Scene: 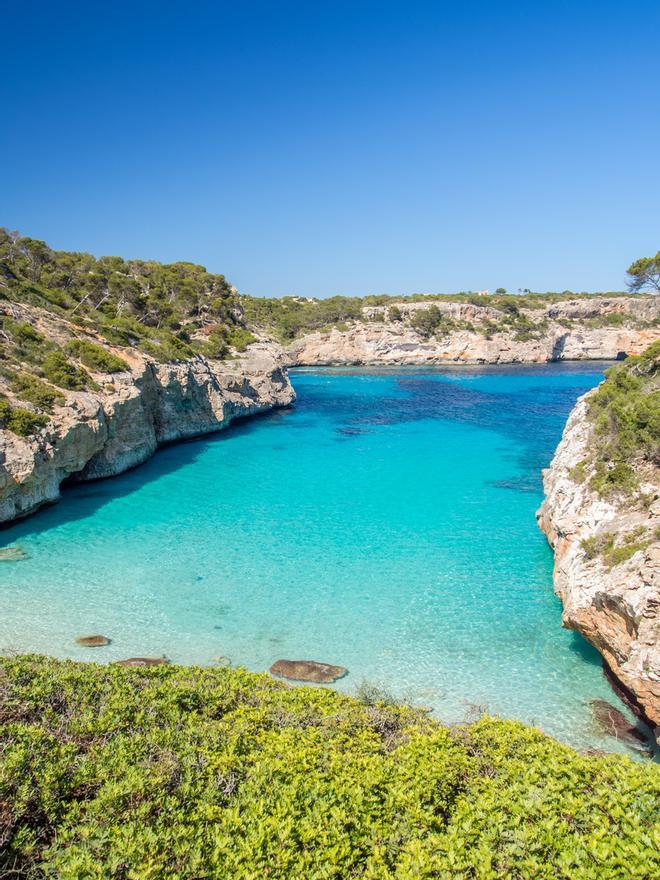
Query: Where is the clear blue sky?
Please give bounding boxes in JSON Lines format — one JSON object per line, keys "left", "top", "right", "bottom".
{"left": 2, "top": 1, "right": 659, "bottom": 297}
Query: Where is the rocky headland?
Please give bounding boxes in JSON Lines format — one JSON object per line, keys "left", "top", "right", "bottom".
{"left": 1, "top": 231, "right": 297, "bottom": 524}
{"left": 537, "top": 346, "right": 659, "bottom": 737}
{"left": 0, "top": 304, "right": 294, "bottom": 524}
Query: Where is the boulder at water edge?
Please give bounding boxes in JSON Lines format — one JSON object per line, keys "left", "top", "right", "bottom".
{"left": 270, "top": 659, "right": 348, "bottom": 683}
{"left": 76, "top": 635, "right": 111, "bottom": 647}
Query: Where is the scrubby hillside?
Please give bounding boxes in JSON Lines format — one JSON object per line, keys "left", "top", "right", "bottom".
{"left": 1, "top": 656, "right": 659, "bottom": 879}
{"left": 0, "top": 228, "right": 256, "bottom": 363}
{"left": 0, "top": 229, "right": 266, "bottom": 440}
{"left": 0, "top": 230, "right": 293, "bottom": 522}
{"left": 242, "top": 289, "right": 657, "bottom": 346}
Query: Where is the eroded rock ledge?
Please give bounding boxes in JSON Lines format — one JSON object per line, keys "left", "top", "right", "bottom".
{"left": 0, "top": 343, "right": 294, "bottom": 524}
{"left": 537, "top": 395, "right": 659, "bottom": 735}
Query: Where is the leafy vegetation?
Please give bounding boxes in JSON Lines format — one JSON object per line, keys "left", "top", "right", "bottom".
{"left": 41, "top": 351, "right": 93, "bottom": 391}
{"left": 8, "top": 373, "right": 65, "bottom": 412}
{"left": 585, "top": 312, "right": 627, "bottom": 329}
{"left": 409, "top": 305, "right": 461, "bottom": 338}
{"left": 1, "top": 656, "right": 658, "bottom": 879}
{"left": 64, "top": 340, "right": 128, "bottom": 373}
{"left": 241, "top": 288, "right": 638, "bottom": 343}
{"left": 241, "top": 295, "right": 367, "bottom": 341}
{"left": 627, "top": 250, "right": 660, "bottom": 293}
{"left": 586, "top": 341, "right": 660, "bottom": 498}
{"left": 0, "top": 397, "right": 48, "bottom": 436}
{"left": 581, "top": 528, "right": 652, "bottom": 568}
{"left": 0, "top": 229, "right": 256, "bottom": 364}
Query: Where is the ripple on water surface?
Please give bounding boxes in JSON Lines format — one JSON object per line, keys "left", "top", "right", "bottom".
{"left": 0, "top": 364, "right": 651, "bottom": 756}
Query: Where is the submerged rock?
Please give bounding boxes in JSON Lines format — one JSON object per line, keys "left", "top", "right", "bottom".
{"left": 0, "top": 546, "right": 27, "bottom": 562}
{"left": 588, "top": 699, "right": 648, "bottom": 746}
{"left": 270, "top": 659, "right": 348, "bottom": 683}
{"left": 114, "top": 656, "right": 169, "bottom": 667}
{"left": 76, "top": 634, "right": 111, "bottom": 647}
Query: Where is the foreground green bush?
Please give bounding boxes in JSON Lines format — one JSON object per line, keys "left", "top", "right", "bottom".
{"left": 1, "top": 656, "right": 658, "bottom": 879}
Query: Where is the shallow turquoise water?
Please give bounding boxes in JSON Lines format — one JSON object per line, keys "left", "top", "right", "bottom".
{"left": 0, "top": 364, "right": 648, "bottom": 754}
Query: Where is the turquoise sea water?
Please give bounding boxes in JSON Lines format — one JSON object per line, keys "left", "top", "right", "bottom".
{"left": 0, "top": 364, "right": 649, "bottom": 754}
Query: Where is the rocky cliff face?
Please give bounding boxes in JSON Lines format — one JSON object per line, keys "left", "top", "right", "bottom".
{"left": 287, "top": 297, "right": 658, "bottom": 365}
{"left": 537, "top": 395, "right": 659, "bottom": 734}
{"left": 0, "top": 344, "right": 294, "bottom": 524}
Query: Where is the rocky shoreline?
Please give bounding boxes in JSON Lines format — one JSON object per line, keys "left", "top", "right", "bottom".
{"left": 537, "top": 394, "right": 659, "bottom": 739}
{"left": 0, "top": 343, "right": 294, "bottom": 524}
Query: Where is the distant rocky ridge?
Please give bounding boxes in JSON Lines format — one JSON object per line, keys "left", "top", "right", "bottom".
{"left": 286, "top": 296, "right": 658, "bottom": 365}
{"left": 537, "top": 391, "right": 659, "bottom": 739}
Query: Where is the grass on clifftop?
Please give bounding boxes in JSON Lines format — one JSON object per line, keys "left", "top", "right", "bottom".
{"left": 1, "top": 655, "right": 659, "bottom": 880}
{"left": 585, "top": 340, "right": 660, "bottom": 498}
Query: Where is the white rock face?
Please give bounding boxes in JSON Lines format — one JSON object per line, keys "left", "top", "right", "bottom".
{"left": 537, "top": 395, "right": 660, "bottom": 732}
{"left": 0, "top": 344, "right": 294, "bottom": 523}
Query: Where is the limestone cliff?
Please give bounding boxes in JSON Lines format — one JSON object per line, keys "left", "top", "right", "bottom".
{"left": 286, "top": 296, "right": 658, "bottom": 365}
{"left": 0, "top": 343, "right": 294, "bottom": 524}
{"left": 537, "top": 395, "right": 659, "bottom": 733}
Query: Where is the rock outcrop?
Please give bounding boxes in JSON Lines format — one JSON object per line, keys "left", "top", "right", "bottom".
{"left": 269, "top": 659, "right": 348, "bottom": 683}
{"left": 287, "top": 297, "right": 658, "bottom": 365}
{"left": 537, "top": 395, "right": 659, "bottom": 735}
{"left": 0, "top": 343, "right": 294, "bottom": 524}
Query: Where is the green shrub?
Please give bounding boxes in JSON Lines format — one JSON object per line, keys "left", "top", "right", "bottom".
{"left": 409, "top": 306, "right": 457, "bottom": 338}
{"left": 3, "top": 318, "right": 44, "bottom": 345}
{"left": 581, "top": 528, "right": 651, "bottom": 567}
{"left": 590, "top": 461, "right": 639, "bottom": 496}
{"left": 604, "top": 541, "right": 649, "bottom": 567}
{"left": 197, "top": 329, "right": 230, "bottom": 359}
{"left": 0, "top": 655, "right": 658, "bottom": 880}
{"left": 586, "top": 312, "right": 627, "bottom": 328}
{"left": 225, "top": 326, "right": 256, "bottom": 352}
{"left": 41, "top": 351, "right": 92, "bottom": 390}
{"left": 581, "top": 532, "right": 614, "bottom": 560}
{"left": 240, "top": 295, "right": 365, "bottom": 341}
{"left": 195, "top": 323, "right": 259, "bottom": 358}
{"left": 10, "top": 373, "right": 65, "bottom": 411}
{"left": 569, "top": 460, "right": 587, "bottom": 483}
{"left": 65, "top": 339, "right": 128, "bottom": 373}
{"left": 0, "top": 397, "right": 48, "bottom": 435}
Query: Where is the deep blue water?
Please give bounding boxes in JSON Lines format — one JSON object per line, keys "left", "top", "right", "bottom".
{"left": 0, "top": 363, "right": 645, "bottom": 753}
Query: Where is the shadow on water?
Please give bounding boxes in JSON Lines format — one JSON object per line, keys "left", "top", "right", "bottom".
{"left": 567, "top": 630, "right": 604, "bottom": 668}
{"left": 1, "top": 405, "right": 299, "bottom": 543}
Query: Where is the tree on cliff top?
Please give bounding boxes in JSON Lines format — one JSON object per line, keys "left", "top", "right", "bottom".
{"left": 627, "top": 251, "right": 660, "bottom": 293}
